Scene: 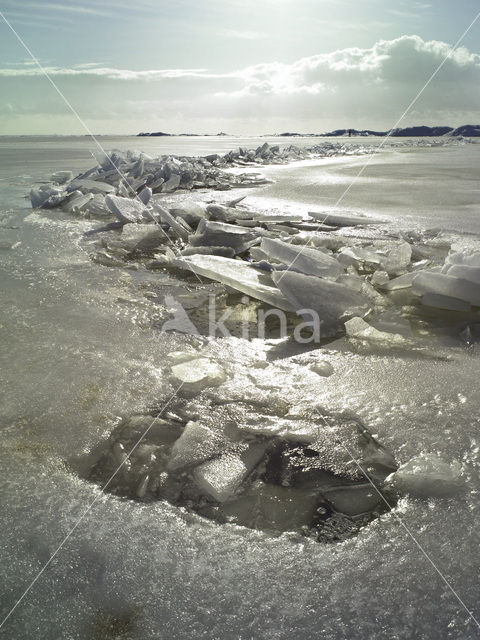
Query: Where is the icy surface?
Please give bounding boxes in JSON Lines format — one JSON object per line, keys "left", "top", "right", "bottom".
{"left": 2, "top": 137, "right": 480, "bottom": 639}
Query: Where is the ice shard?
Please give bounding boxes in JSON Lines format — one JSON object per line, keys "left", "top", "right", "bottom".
{"left": 378, "top": 272, "right": 416, "bottom": 291}
{"left": 446, "top": 265, "right": 480, "bottom": 285}
{"left": 167, "top": 421, "right": 223, "bottom": 471}
{"left": 345, "top": 317, "right": 411, "bottom": 347}
{"left": 105, "top": 194, "right": 146, "bottom": 224}
{"left": 67, "top": 179, "right": 116, "bottom": 194}
{"left": 260, "top": 237, "right": 344, "bottom": 279}
{"left": 272, "top": 271, "right": 370, "bottom": 335}
{"left": 152, "top": 204, "right": 189, "bottom": 241}
{"left": 173, "top": 255, "right": 294, "bottom": 311}
{"left": 385, "top": 454, "right": 465, "bottom": 498}
{"left": 383, "top": 242, "right": 412, "bottom": 276}
{"left": 308, "top": 211, "right": 384, "bottom": 227}
{"left": 193, "top": 442, "right": 269, "bottom": 502}
{"left": 412, "top": 271, "right": 480, "bottom": 306}
{"left": 189, "top": 219, "right": 260, "bottom": 254}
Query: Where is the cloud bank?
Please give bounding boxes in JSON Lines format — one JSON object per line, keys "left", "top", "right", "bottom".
{"left": 1, "top": 35, "right": 479, "bottom": 133}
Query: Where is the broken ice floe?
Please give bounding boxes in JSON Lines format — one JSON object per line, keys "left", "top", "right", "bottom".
{"left": 345, "top": 317, "right": 412, "bottom": 348}
{"left": 169, "top": 354, "right": 227, "bottom": 394}
{"left": 76, "top": 398, "right": 397, "bottom": 542}
{"left": 173, "top": 254, "right": 295, "bottom": 312}
{"left": 385, "top": 453, "right": 465, "bottom": 498}
{"left": 31, "top": 143, "right": 480, "bottom": 348}
{"left": 272, "top": 271, "right": 370, "bottom": 337}
{"left": 32, "top": 142, "right": 346, "bottom": 214}
{"left": 309, "top": 211, "right": 385, "bottom": 227}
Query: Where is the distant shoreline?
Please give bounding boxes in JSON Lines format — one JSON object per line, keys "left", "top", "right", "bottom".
{"left": 137, "top": 124, "right": 480, "bottom": 138}
{"left": 1, "top": 124, "right": 479, "bottom": 138}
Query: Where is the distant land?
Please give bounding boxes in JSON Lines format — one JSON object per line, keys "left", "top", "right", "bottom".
{"left": 137, "top": 125, "right": 480, "bottom": 138}
{"left": 137, "top": 131, "right": 228, "bottom": 137}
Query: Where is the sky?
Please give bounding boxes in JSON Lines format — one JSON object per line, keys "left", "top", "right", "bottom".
{"left": 0, "top": 0, "right": 479, "bottom": 135}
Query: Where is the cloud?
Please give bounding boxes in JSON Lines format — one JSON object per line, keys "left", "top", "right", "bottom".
{"left": 27, "top": 2, "right": 111, "bottom": 15}
{"left": 4, "top": 1, "right": 115, "bottom": 18}
{"left": 0, "top": 66, "right": 226, "bottom": 80}
{"left": 0, "top": 35, "right": 479, "bottom": 133}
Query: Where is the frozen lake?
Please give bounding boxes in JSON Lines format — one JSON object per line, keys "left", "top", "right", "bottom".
{"left": 1, "top": 135, "right": 480, "bottom": 639}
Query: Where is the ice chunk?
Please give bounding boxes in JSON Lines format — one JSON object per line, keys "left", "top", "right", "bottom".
{"left": 30, "top": 185, "right": 63, "bottom": 208}
{"left": 131, "top": 229, "right": 168, "bottom": 253}
{"left": 384, "top": 242, "right": 412, "bottom": 276}
{"left": 446, "top": 265, "right": 480, "bottom": 285}
{"left": 444, "top": 251, "right": 480, "bottom": 269}
{"left": 223, "top": 404, "right": 396, "bottom": 483}
{"left": 272, "top": 271, "right": 369, "bottom": 336}
{"left": 421, "top": 293, "right": 470, "bottom": 312}
{"left": 412, "top": 271, "right": 480, "bottom": 306}
{"left": 310, "top": 361, "right": 334, "bottom": 377}
{"left": 385, "top": 453, "right": 465, "bottom": 498}
{"left": 67, "top": 179, "right": 115, "bottom": 194}
{"left": 169, "top": 357, "right": 226, "bottom": 393}
{"left": 206, "top": 204, "right": 254, "bottom": 222}
{"left": 236, "top": 415, "right": 318, "bottom": 443}
{"left": 193, "top": 442, "right": 268, "bottom": 502}
{"left": 260, "top": 237, "right": 343, "bottom": 279}
{"left": 138, "top": 186, "right": 152, "bottom": 205}
{"left": 190, "top": 220, "right": 259, "bottom": 254}
{"left": 167, "top": 421, "right": 222, "bottom": 471}
{"left": 170, "top": 202, "right": 207, "bottom": 227}
{"left": 152, "top": 204, "right": 189, "bottom": 241}
{"left": 345, "top": 317, "right": 411, "bottom": 347}
{"left": 62, "top": 191, "right": 94, "bottom": 213}
{"left": 173, "top": 255, "right": 294, "bottom": 311}
{"left": 378, "top": 272, "right": 416, "bottom": 291}
{"left": 81, "top": 193, "right": 108, "bottom": 216}
{"left": 249, "top": 246, "right": 277, "bottom": 262}
{"left": 180, "top": 246, "right": 235, "bottom": 258}
{"left": 161, "top": 174, "right": 181, "bottom": 192}
{"left": 308, "top": 211, "right": 384, "bottom": 226}
{"left": 105, "top": 194, "right": 146, "bottom": 224}
{"left": 51, "top": 170, "right": 73, "bottom": 185}
{"left": 337, "top": 247, "right": 383, "bottom": 270}
{"left": 371, "top": 270, "right": 390, "bottom": 286}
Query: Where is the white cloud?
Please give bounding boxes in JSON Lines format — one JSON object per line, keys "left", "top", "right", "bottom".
{"left": 1, "top": 35, "right": 479, "bottom": 133}
{"left": 0, "top": 66, "right": 225, "bottom": 80}
{"left": 8, "top": 2, "right": 113, "bottom": 17}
